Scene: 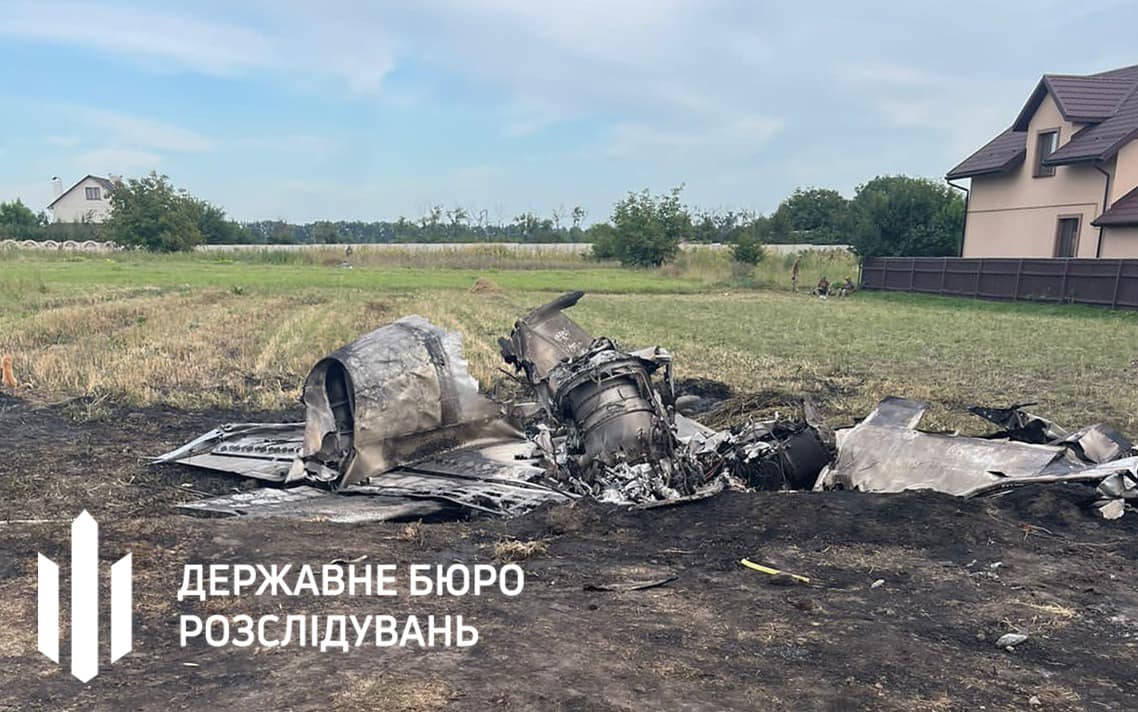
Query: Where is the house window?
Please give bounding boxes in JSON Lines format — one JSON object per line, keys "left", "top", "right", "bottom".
{"left": 1034, "top": 130, "right": 1058, "bottom": 177}
{"left": 1054, "top": 216, "right": 1080, "bottom": 257}
{"left": 85, "top": 186, "right": 101, "bottom": 200}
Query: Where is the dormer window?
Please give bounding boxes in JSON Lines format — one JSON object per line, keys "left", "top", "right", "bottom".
{"left": 1034, "top": 130, "right": 1058, "bottom": 177}
{"left": 85, "top": 186, "right": 101, "bottom": 200}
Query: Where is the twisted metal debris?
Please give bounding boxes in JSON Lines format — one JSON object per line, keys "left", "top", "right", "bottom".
{"left": 155, "top": 291, "right": 1136, "bottom": 521}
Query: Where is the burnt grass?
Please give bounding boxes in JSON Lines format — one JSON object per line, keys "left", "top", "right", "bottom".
{"left": 2, "top": 397, "right": 1138, "bottom": 711}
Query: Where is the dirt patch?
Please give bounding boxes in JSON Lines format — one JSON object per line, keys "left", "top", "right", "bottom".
{"left": 2, "top": 399, "right": 1138, "bottom": 710}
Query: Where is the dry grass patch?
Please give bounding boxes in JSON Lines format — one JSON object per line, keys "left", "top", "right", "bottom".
{"left": 398, "top": 521, "right": 424, "bottom": 545}
{"left": 469, "top": 277, "right": 501, "bottom": 294}
{"left": 493, "top": 538, "right": 548, "bottom": 562}
{"left": 2, "top": 256, "right": 1137, "bottom": 435}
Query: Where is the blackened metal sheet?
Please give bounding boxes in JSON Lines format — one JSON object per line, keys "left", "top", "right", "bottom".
{"left": 177, "top": 485, "right": 450, "bottom": 522}
{"left": 152, "top": 423, "right": 305, "bottom": 482}
{"left": 346, "top": 471, "right": 570, "bottom": 516}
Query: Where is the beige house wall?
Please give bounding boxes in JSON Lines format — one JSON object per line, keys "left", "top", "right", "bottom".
{"left": 1111, "top": 141, "right": 1138, "bottom": 203}
{"left": 962, "top": 94, "right": 1112, "bottom": 258}
{"left": 49, "top": 177, "right": 113, "bottom": 223}
{"left": 1099, "top": 227, "right": 1138, "bottom": 258}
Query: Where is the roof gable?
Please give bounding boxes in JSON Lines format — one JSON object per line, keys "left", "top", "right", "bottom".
{"left": 46, "top": 175, "right": 117, "bottom": 209}
{"left": 1012, "top": 74, "right": 1134, "bottom": 130}
{"left": 953, "top": 63, "right": 1138, "bottom": 180}
{"left": 1046, "top": 85, "right": 1138, "bottom": 165}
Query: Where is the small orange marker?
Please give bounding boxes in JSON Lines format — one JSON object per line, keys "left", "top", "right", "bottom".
{"left": 1, "top": 354, "right": 17, "bottom": 389}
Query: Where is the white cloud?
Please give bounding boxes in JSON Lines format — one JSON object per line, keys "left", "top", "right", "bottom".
{"left": 7, "top": 0, "right": 1138, "bottom": 222}
{"left": 501, "top": 98, "right": 574, "bottom": 137}
{"left": 72, "top": 107, "right": 215, "bottom": 152}
{"left": 606, "top": 114, "right": 784, "bottom": 159}
{"left": 835, "top": 61, "right": 1030, "bottom": 156}
{"left": 1, "top": 0, "right": 396, "bottom": 95}
{"left": 232, "top": 134, "right": 344, "bottom": 160}
{"left": 45, "top": 135, "right": 80, "bottom": 148}
{"left": 74, "top": 148, "right": 162, "bottom": 172}
{"left": 1, "top": 2, "right": 272, "bottom": 76}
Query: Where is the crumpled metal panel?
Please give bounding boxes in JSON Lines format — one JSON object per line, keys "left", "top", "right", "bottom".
{"left": 499, "top": 290, "right": 592, "bottom": 384}
{"left": 153, "top": 423, "right": 305, "bottom": 482}
{"left": 1059, "top": 424, "right": 1134, "bottom": 464}
{"left": 816, "top": 398, "right": 1068, "bottom": 494}
{"left": 348, "top": 470, "right": 571, "bottom": 517}
{"left": 968, "top": 403, "right": 1068, "bottom": 443}
{"left": 177, "top": 485, "right": 451, "bottom": 522}
{"left": 960, "top": 456, "right": 1138, "bottom": 497}
{"left": 817, "top": 398, "right": 1136, "bottom": 519}
{"left": 301, "top": 316, "right": 520, "bottom": 488}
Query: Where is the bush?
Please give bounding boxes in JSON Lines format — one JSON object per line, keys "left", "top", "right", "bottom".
{"left": 730, "top": 232, "right": 765, "bottom": 265}
{"left": 586, "top": 223, "right": 619, "bottom": 260}
{"left": 606, "top": 186, "right": 690, "bottom": 267}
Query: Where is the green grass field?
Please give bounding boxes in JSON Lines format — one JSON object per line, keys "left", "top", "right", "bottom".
{"left": 2, "top": 248, "right": 1136, "bottom": 435}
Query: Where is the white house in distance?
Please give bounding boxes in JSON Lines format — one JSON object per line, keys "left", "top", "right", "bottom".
{"left": 46, "top": 174, "right": 121, "bottom": 223}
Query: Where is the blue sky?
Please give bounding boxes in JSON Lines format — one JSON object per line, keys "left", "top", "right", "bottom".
{"left": 1, "top": 1, "right": 1136, "bottom": 223}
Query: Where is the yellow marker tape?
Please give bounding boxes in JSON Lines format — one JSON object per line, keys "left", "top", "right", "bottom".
{"left": 740, "top": 558, "right": 811, "bottom": 584}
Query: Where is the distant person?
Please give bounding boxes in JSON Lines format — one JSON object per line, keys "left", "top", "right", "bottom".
{"left": 811, "top": 276, "right": 830, "bottom": 298}
{"left": 345, "top": 245, "right": 354, "bottom": 257}
{"left": 837, "top": 276, "right": 856, "bottom": 297}
{"left": 790, "top": 256, "right": 801, "bottom": 292}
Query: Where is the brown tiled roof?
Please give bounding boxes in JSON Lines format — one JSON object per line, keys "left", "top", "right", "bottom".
{"left": 1046, "top": 86, "right": 1138, "bottom": 165}
{"left": 1092, "top": 64, "right": 1138, "bottom": 81}
{"left": 946, "top": 128, "right": 1026, "bottom": 180}
{"left": 952, "top": 64, "right": 1138, "bottom": 180}
{"left": 1093, "top": 186, "right": 1138, "bottom": 227}
{"left": 1046, "top": 76, "right": 1134, "bottom": 121}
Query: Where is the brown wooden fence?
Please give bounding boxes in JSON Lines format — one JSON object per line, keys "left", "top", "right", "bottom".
{"left": 860, "top": 257, "right": 1138, "bottom": 310}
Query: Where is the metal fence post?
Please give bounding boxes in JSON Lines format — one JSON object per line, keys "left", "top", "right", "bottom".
{"left": 939, "top": 259, "right": 947, "bottom": 294}
{"left": 1059, "top": 259, "right": 1071, "bottom": 303}
{"left": 1111, "top": 260, "right": 1124, "bottom": 310}
{"left": 1013, "top": 259, "right": 1023, "bottom": 301}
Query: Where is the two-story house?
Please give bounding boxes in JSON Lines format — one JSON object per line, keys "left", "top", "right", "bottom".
{"left": 947, "top": 64, "right": 1138, "bottom": 258}
{"left": 46, "top": 174, "right": 120, "bottom": 223}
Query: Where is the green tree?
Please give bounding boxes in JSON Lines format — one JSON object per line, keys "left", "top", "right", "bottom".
{"left": 312, "top": 221, "right": 341, "bottom": 244}
{"left": 185, "top": 198, "right": 249, "bottom": 244}
{"left": 769, "top": 188, "right": 850, "bottom": 244}
{"left": 102, "top": 172, "right": 203, "bottom": 252}
{"left": 0, "top": 198, "right": 40, "bottom": 228}
{"left": 731, "top": 231, "right": 765, "bottom": 265}
{"left": 848, "top": 176, "right": 964, "bottom": 257}
{"left": 586, "top": 222, "right": 618, "bottom": 259}
{"left": 602, "top": 186, "right": 690, "bottom": 267}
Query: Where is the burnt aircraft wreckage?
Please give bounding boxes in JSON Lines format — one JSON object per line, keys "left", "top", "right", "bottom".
{"left": 157, "top": 292, "right": 1138, "bottom": 522}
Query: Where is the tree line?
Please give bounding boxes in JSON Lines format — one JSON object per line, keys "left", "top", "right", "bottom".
{"left": 0, "top": 172, "right": 964, "bottom": 260}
